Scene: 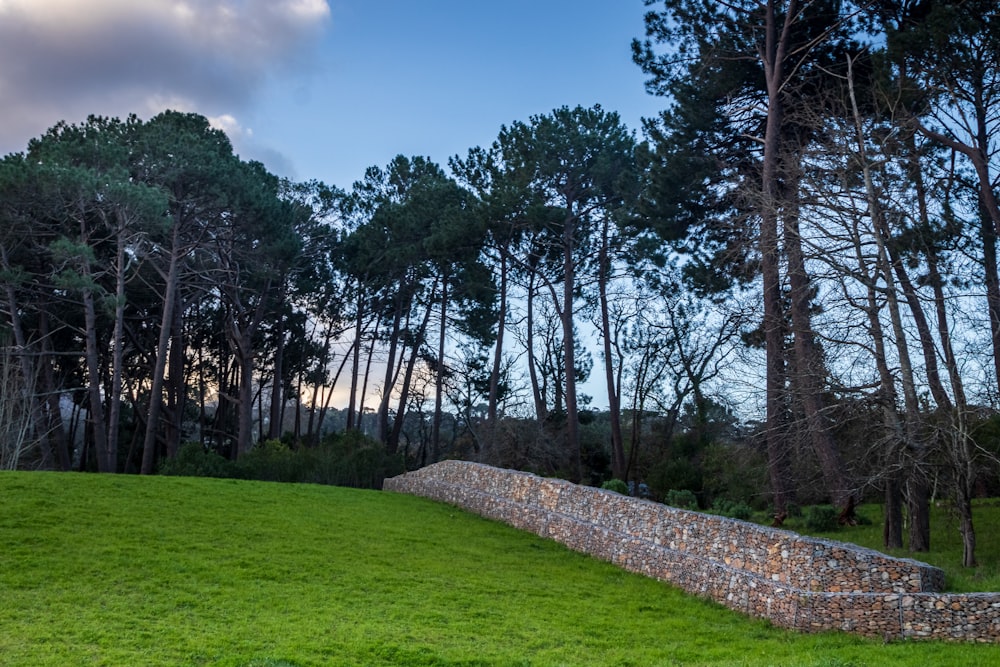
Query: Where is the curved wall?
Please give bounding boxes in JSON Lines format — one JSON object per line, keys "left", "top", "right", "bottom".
{"left": 385, "top": 460, "right": 1000, "bottom": 642}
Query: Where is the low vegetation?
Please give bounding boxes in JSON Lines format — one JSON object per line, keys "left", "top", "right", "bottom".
{"left": 2, "top": 471, "right": 998, "bottom": 666}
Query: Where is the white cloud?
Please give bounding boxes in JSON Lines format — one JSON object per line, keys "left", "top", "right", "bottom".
{"left": 0, "top": 0, "right": 330, "bottom": 157}
{"left": 209, "top": 114, "right": 252, "bottom": 140}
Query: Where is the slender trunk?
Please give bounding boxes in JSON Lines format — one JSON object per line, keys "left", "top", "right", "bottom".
{"left": 784, "top": 199, "right": 851, "bottom": 509}
{"left": 236, "top": 347, "right": 254, "bottom": 455}
{"left": 107, "top": 221, "right": 128, "bottom": 473}
{"left": 307, "top": 324, "right": 335, "bottom": 439}
{"left": 858, "top": 186, "right": 904, "bottom": 547}
{"left": 909, "top": 148, "right": 968, "bottom": 409}
{"left": 525, "top": 267, "right": 546, "bottom": 421}
{"left": 73, "top": 205, "right": 111, "bottom": 473}
{"left": 358, "top": 321, "right": 379, "bottom": 435}
{"left": 377, "top": 293, "right": 405, "bottom": 444}
{"left": 877, "top": 196, "right": 930, "bottom": 551}
{"left": 165, "top": 290, "right": 184, "bottom": 458}
{"left": 347, "top": 281, "right": 363, "bottom": 431}
{"left": 970, "top": 95, "right": 1000, "bottom": 397}
{"left": 38, "top": 311, "right": 70, "bottom": 470}
{"left": 268, "top": 312, "right": 285, "bottom": 440}
{"left": 232, "top": 294, "right": 269, "bottom": 457}
{"left": 892, "top": 138, "right": 951, "bottom": 552}
{"left": 486, "top": 248, "right": 508, "bottom": 461}
{"left": 979, "top": 206, "right": 1000, "bottom": 395}
{"left": 561, "top": 212, "right": 582, "bottom": 483}
{"left": 598, "top": 218, "right": 625, "bottom": 479}
{"left": 293, "top": 367, "right": 303, "bottom": 441}
{"left": 951, "top": 412, "right": 978, "bottom": 568}
{"left": 141, "top": 225, "right": 181, "bottom": 474}
{"left": 198, "top": 333, "right": 207, "bottom": 448}
{"left": 846, "top": 64, "right": 915, "bottom": 538}
{"left": 959, "top": 498, "right": 977, "bottom": 568}
{"left": 318, "top": 336, "right": 354, "bottom": 436}
{"left": 389, "top": 292, "right": 435, "bottom": 454}
{"left": 307, "top": 383, "right": 321, "bottom": 439}
{"left": 849, "top": 183, "right": 904, "bottom": 547}
{"left": 82, "top": 285, "right": 111, "bottom": 472}
{"left": 759, "top": 0, "right": 796, "bottom": 517}
{"left": 257, "top": 376, "right": 266, "bottom": 444}
{"left": 432, "top": 273, "right": 448, "bottom": 461}
{"left": 1, "top": 246, "right": 50, "bottom": 467}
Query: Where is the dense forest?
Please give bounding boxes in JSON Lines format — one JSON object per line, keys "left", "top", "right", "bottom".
{"left": 3, "top": 1, "right": 1000, "bottom": 566}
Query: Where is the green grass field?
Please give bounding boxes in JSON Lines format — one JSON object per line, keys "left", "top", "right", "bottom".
{"left": 1, "top": 472, "right": 999, "bottom": 666}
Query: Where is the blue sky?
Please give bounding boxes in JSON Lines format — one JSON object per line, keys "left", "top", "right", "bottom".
{"left": 0, "top": 0, "right": 665, "bottom": 190}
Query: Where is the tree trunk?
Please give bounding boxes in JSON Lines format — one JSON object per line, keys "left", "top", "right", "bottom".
{"left": 0, "top": 246, "right": 54, "bottom": 468}
{"left": 432, "top": 274, "right": 448, "bottom": 461}
{"left": 784, "top": 200, "right": 851, "bottom": 510}
{"left": 598, "top": 217, "right": 626, "bottom": 480}
{"left": 268, "top": 312, "right": 285, "bottom": 440}
{"left": 38, "top": 310, "right": 70, "bottom": 470}
{"left": 81, "top": 284, "right": 111, "bottom": 472}
{"left": 377, "top": 294, "right": 405, "bottom": 445}
{"left": 388, "top": 291, "right": 435, "bottom": 455}
{"left": 883, "top": 474, "right": 904, "bottom": 550}
{"left": 561, "top": 212, "right": 582, "bottom": 483}
{"left": 486, "top": 248, "right": 508, "bottom": 461}
{"left": 525, "top": 266, "right": 546, "bottom": 421}
{"left": 317, "top": 336, "right": 354, "bottom": 437}
{"left": 235, "top": 346, "right": 255, "bottom": 456}
{"left": 759, "top": 0, "right": 796, "bottom": 518}
{"left": 346, "top": 281, "right": 364, "bottom": 431}
{"left": 230, "top": 291, "right": 269, "bottom": 458}
{"left": 845, "top": 67, "right": 918, "bottom": 538}
{"left": 979, "top": 206, "right": 1000, "bottom": 396}
{"left": 165, "top": 290, "right": 185, "bottom": 458}
{"left": 106, "top": 218, "right": 129, "bottom": 473}
{"left": 141, "top": 224, "right": 181, "bottom": 474}
{"left": 357, "top": 321, "right": 379, "bottom": 436}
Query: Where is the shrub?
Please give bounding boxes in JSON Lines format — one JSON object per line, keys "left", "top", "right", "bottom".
{"left": 158, "top": 433, "right": 403, "bottom": 490}
{"left": 234, "top": 439, "right": 300, "bottom": 482}
{"left": 159, "top": 442, "right": 233, "bottom": 478}
{"left": 665, "top": 488, "right": 699, "bottom": 510}
{"left": 711, "top": 498, "right": 753, "bottom": 521}
{"left": 600, "top": 478, "right": 629, "bottom": 495}
{"left": 647, "top": 457, "right": 702, "bottom": 503}
{"left": 700, "top": 442, "right": 769, "bottom": 510}
{"left": 804, "top": 505, "right": 839, "bottom": 532}
{"left": 300, "top": 431, "right": 404, "bottom": 489}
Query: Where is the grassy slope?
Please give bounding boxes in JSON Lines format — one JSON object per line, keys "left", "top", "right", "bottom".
{"left": 0, "top": 473, "right": 997, "bottom": 666}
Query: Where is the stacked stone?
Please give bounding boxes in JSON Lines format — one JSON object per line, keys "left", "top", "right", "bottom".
{"left": 384, "top": 461, "right": 998, "bottom": 642}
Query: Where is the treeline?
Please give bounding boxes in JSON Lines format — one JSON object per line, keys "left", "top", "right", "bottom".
{"left": 633, "top": 0, "right": 1000, "bottom": 567}
{"left": 2, "top": 1, "right": 1000, "bottom": 566}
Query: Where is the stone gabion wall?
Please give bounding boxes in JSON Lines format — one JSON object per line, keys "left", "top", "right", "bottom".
{"left": 384, "top": 460, "right": 1000, "bottom": 643}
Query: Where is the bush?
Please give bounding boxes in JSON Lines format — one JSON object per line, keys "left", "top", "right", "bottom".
{"left": 711, "top": 498, "right": 753, "bottom": 521}
{"left": 159, "top": 442, "right": 234, "bottom": 478}
{"left": 303, "top": 431, "right": 404, "bottom": 488}
{"left": 804, "top": 505, "right": 839, "bottom": 532}
{"left": 234, "top": 439, "right": 301, "bottom": 482}
{"left": 700, "top": 442, "right": 769, "bottom": 510}
{"left": 665, "top": 488, "right": 699, "bottom": 510}
{"left": 600, "top": 478, "right": 629, "bottom": 495}
{"left": 158, "top": 433, "right": 403, "bottom": 490}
